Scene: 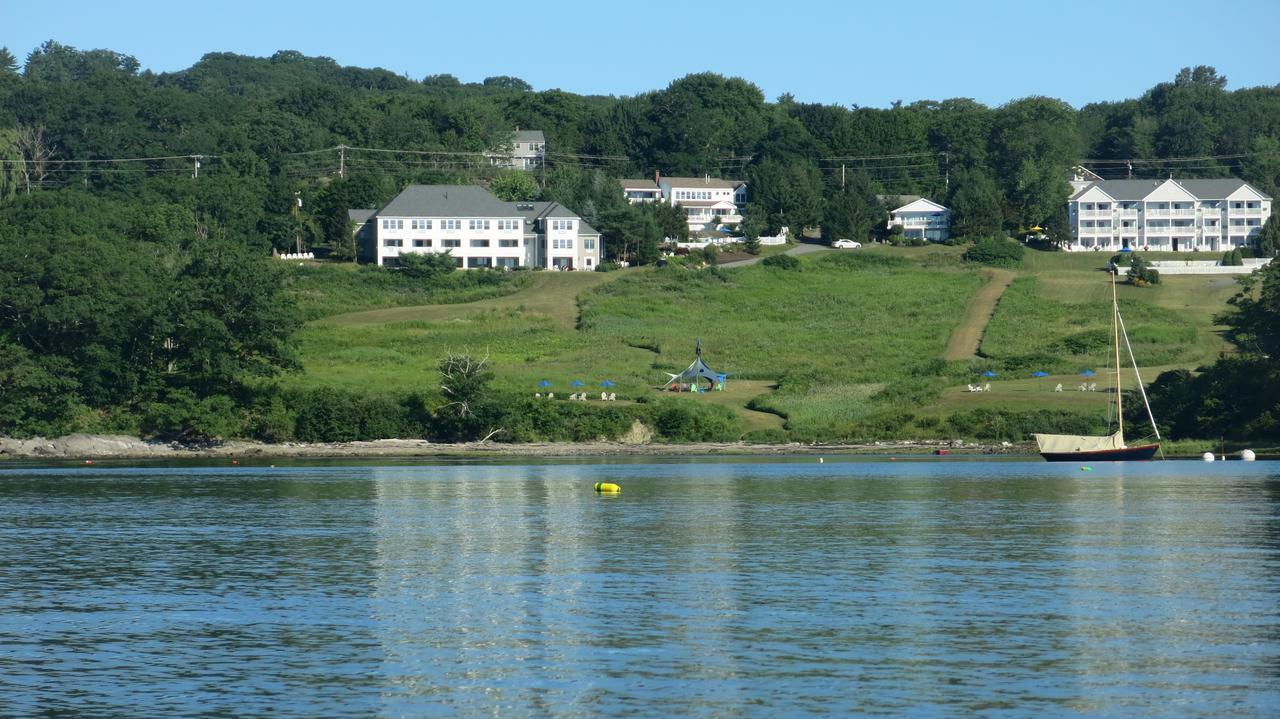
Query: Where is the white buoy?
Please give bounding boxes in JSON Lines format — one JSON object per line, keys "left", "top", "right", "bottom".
{"left": 819, "top": 457, "right": 824, "bottom": 463}
{"left": 1240, "top": 449, "right": 1256, "bottom": 462}
{"left": 1202, "top": 452, "right": 1215, "bottom": 462}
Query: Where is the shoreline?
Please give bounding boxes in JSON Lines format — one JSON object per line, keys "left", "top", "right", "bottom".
{"left": 0, "top": 434, "right": 1022, "bottom": 461}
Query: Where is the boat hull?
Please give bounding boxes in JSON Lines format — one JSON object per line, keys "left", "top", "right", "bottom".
{"left": 1040, "top": 443, "right": 1160, "bottom": 462}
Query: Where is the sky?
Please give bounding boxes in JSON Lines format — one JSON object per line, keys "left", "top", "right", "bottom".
{"left": 4, "top": 0, "right": 1279, "bottom": 108}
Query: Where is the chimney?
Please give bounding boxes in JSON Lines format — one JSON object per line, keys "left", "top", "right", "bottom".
{"left": 654, "top": 170, "right": 660, "bottom": 185}
{"left": 705, "top": 174, "right": 710, "bottom": 184}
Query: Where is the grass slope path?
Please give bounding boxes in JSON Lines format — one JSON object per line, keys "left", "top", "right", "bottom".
{"left": 943, "top": 268, "right": 1015, "bottom": 361}
{"left": 315, "top": 271, "right": 621, "bottom": 329}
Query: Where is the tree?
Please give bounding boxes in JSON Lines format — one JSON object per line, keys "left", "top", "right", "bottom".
{"left": 948, "top": 167, "right": 1003, "bottom": 238}
{"left": 1254, "top": 214, "right": 1280, "bottom": 258}
{"left": 489, "top": 171, "right": 538, "bottom": 202}
{"left": 435, "top": 352, "right": 501, "bottom": 442}
{"left": 822, "top": 177, "right": 880, "bottom": 244}
{"left": 397, "top": 251, "right": 457, "bottom": 279}
{"left": 990, "top": 97, "right": 1079, "bottom": 229}
{"left": 12, "top": 125, "right": 59, "bottom": 194}
{"left": 482, "top": 75, "right": 532, "bottom": 92}
{"left": 1220, "top": 258, "right": 1280, "bottom": 357}
{"left": 0, "top": 47, "right": 17, "bottom": 74}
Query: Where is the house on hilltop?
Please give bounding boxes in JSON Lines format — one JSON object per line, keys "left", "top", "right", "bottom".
{"left": 364, "top": 185, "right": 601, "bottom": 270}
{"left": 488, "top": 129, "right": 546, "bottom": 170}
{"left": 619, "top": 171, "right": 747, "bottom": 232}
{"left": 1067, "top": 178, "right": 1272, "bottom": 252}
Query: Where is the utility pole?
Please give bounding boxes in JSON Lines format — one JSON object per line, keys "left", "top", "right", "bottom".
{"left": 191, "top": 155, "right": 201, "bottom": 179}
{"left": 943, "top": 152, "right": 949, "bottom": 192}
{"left": 338, "top": 145, "right": 346, "bottom": 180}
{"left": 841, "top": 164, "right": 846, "bottom": 190}
{"left": 292, "top": 192, "right": 303, "bottom": 253}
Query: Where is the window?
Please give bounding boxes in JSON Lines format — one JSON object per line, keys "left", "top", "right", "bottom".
{"left": 467, "top": 257, "right": 493, "bottom": 268}
{"left": 498, "top": 239, "right": 519, "bottom": 248}
{"left": 441, "top": 219, "right": 461, "bottom": 230}
{"left": 383, "top": 239, "right": 403, "bottom": 247}
{"left": 469, "top": 220, "right": 490, "bottom": 230}
{"left": 584, "top": 238, "right": 596, "bottom": 250}
{"left": 551, "top": 219, "right": 574, "bottom": 231}
{"left": 497, "top": 219, "right": 519, "bottom": 231}
{"left": 453, "top": 257, "right": 463, "bottom": 268}
{"left": 381, "top": 219, "right": 404, "bottom": 230}
{"left": 1096, "top": 203, "right": 1110, "bottom": 210}
{"left": 552, "top": 238, "right": 574, "bottom": 250}
{"left": 410, "top": 219, "right": 432, "bottom": 230}
{"left": 495, "top": 257, "right": 519, "bottom": 268}
{"left": 470, "top": 239, "right": 490, "bottom": 247}
{"left": 441, "top": 239, "right": 461, "bottom": 248}
{"left": 412, "top": 239, "right": 431, "bottom": 248}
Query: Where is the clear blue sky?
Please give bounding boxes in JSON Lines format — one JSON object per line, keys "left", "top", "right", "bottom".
{"left": 5, "top": 0, "right": 1278, "bottom": 108}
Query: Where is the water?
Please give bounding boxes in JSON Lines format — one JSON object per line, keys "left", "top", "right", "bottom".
{"left": 2, "top": 458, "right": 1278, "bottom": 717}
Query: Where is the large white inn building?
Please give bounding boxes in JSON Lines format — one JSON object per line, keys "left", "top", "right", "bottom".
{"left": 1067, "top": 178, "right": 1271, "bottom": 252}
{"left": 366, "top": 185, "right": 601, "bottom": 270}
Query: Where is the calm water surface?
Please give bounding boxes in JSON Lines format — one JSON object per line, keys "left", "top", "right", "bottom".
{"left": 1, "top": 458, "right": 1278, "bottom": 717}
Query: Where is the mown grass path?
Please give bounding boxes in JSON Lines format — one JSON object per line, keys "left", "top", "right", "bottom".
{"left": 314, "top": 271, "right": 623, "bottom": 329}
{"left": 943, "top": 268, "right": 1015, "bottom": 360}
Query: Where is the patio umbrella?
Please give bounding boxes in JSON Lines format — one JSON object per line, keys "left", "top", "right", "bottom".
{"left": 981, "top": 370, "right": 997, "bottom": 378}
{"left": 1080, "top": 369, "right": 1096, "bottom": 377}
{"left": 570, "top": 380, "right": 585, "bottom": 388}
{"left": 538, "top": 379, "right": 552, "bottom": 388}
{"left": 599, "top": 380, "right": 616, "bottom": 387}
{"left": 1031, "top": 371, "right": 1048, "bottom": 377}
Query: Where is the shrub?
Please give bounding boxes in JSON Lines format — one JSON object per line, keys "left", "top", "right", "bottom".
{"left": 141, "top": 389, "right": 241, "bottom": 441}
{"left": 963, "top": 236, "right": 1025, "bottom": 267}
{"left": 1126, "top": 254, "right": 1161, "bottom": 285}
{"left": 644, "top": 399, "right": 742, "bottom": 441}
{"left": 595, "top": 261, "right": 621, "bottom": 272}
{"left": 762, "top": 253, "right": 801, "bottom": 270}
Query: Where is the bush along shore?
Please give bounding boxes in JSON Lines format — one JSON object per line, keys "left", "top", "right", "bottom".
{"left": 0, "top": 434, "right": 1023, "bottom": 460}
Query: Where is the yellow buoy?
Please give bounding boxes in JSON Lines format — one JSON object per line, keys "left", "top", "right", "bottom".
{"left": 594, "top": 482, "right": 621, "bottom": 493}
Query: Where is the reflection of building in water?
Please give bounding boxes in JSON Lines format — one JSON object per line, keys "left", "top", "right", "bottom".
{"left": 367, "top": 463, "right": 751, "bottom": 711}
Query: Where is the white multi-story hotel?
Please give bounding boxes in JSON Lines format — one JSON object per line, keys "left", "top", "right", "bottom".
{"left": 1067, "top": 178, "right": 1272, "bottom": 252}
{"left": 619, "top": 172, "right": 748, "bottom": 232}
{"left": 366, "top": 185, "right": 601, "bottom": 270}
{"left": 887, "top": 197, "right": 951, "bottom": 242}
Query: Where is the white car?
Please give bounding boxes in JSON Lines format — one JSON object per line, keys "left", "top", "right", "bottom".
{"left": 832, "top": 239, "right": 862, "bottom": 249}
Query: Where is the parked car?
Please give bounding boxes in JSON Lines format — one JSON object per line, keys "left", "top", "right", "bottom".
{"left": 832, "top": 239, "right": 862, "bottom": 249}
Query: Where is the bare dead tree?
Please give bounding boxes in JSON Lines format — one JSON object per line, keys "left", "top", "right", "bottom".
{"left": 13, "top": 125, "right": 59, "bottom": 194}
{"left": 438, "top": 351, "right": 491, "bottom": 419}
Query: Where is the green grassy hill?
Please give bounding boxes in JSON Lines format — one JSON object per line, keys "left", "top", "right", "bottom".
{"left": 284, "top": 246, "right": 1238, "bottom": 442}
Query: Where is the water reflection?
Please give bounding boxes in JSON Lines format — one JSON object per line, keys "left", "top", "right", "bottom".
{"left": 1, "top": 461, "right": 1278, "bottom": 717}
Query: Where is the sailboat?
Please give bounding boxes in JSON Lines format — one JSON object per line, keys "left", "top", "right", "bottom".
{"left": 1034, "top": 274, "right": 1162, "bottom": 462}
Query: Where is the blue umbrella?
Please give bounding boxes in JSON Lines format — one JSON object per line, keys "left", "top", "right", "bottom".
{"left": 1119, "top": 247, "right": 1133, "bottom": 253}
{"left": 570, "top": 380, "right": 585, "bottom": 388}
{"left": 981, "top": 370, "right": 998, "bottom": 378}
{"left": 1080, "top": 369, "right": 1096, "bottom": 378}
{"left": 600, "top": 379, "right": 616, "bottom": 387}
{"left": 1031, "top": 371, "right": 1048, "bottom": 378}
{"left": 538, "top": 379, "right": 552, "bottom": 388}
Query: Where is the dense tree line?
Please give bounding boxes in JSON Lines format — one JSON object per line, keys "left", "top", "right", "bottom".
{"left": 1, "top": 41, "right": 1278, "bottom": 441}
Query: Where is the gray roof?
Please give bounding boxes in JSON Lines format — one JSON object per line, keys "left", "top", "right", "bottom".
{"left": 876, "top": 194, "right": 921, "bottom": 207}
{"left": 510, "top": 201, "right": 599, "bottom": 235}
{"left": 619, "top": 178, "right": 660, "bottom": 190}
{"left": 660, "top": 176, "right": 745, "bottom": 190}
{"left": 348, "top": 209, "right": 376, "bottom": 223}
{"left": 1072, "top": 178, "right": 1271, "bottom": 201}
{"left": 378, "top": 185, "right": 517, "bottom": 218}
{"left": 512, "top": 130, "right": 545, "bottom": 143}
{"left": 376, "top": 185, "right": 597, "bottom": 233}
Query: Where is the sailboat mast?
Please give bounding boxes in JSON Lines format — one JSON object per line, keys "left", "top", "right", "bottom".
{"left": 1111, "top": 273, "right": 1124, "bottom": 438}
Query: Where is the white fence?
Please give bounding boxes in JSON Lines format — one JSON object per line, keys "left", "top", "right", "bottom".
{"left": 1127, "top": 258, "right": 1272, "bottom": 275}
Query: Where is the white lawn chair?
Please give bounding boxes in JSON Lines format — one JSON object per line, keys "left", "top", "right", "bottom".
{"left": 535, "top": 392, "right": 541, "bottom": 398}
{"left": 1078, "top": 384, "right": 1087, "bottom": 391}
{"left": 601, "top": 392, "right": 608, "bottom": 400}
{"left": 609, "top": 393, "right": 616, "bottom": 401}
{"left": 982, "top": 383, "right": 991, "bottom": 392}
{"left": 967, "top": 384, "right": 978, "bottom": 392}
{"left": 1054, "top": 383, "right": 1063, "bottom": 392}
{"left": 547, "top": 392, "right": 554, "bottom": 399}
{"left": 1088, "top": 382, "right": 1097, "bottom": 392}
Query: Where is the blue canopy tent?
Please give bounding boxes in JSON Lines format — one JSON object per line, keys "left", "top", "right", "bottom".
{"left": 981, "top": 370, "right": 998, "bottom": 378}
{"left": 1080, "top": 369, "right": 1096, "bottom": 378}
{"left": 537, "top": 379, "right": 552, "bottom": 388}
{"left": 663, "top": 340, "right": 723, "bottom": 393}
{"left": 1031, "top": 371, "right": 1048, "bottom": 377}
{"left": 600, "top": 380, "right": 616, "bottom": 387}
{"left": 570, "top": 380, "right": 585, "bottom": 388}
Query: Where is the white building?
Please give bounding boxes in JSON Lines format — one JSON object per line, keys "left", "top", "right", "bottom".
{"left": 367, "top": 185, "right": 601, "bottom": 270}
{"left": 488, "top": 129, "right": 545, "bottom": 170}
{"left": 1067, "top": 178, "right": 1272, "bottom": 253}
{"left": 887, "top": 198, "right": 951, "bottom": 242}
{"left": 619, "top": 172, "right": 748, "bottom": 232}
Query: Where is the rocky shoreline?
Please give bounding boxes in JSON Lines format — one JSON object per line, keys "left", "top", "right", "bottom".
{"left": 0, "top": 434, "right": 1025, "bottom": 460}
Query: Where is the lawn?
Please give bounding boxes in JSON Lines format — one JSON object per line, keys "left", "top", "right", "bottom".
{"left": 287, "top": 244, "right": 1245, "bottom": 441}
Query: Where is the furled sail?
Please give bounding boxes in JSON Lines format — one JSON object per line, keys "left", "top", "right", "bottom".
{"left": 1033, "top": 431, "right": 1125, "bottom": 454}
